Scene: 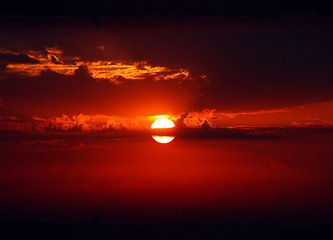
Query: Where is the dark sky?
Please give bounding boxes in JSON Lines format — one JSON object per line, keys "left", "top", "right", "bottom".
{"left": 1, "top": 1, "right": 332, "bottom": 16}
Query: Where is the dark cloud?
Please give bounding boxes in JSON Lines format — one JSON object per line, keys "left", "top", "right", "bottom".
{"left": 49, "top": 54, "right": 62, "bottom": 64}
{"left": 0, "top": 65, "right": 201, "bottom": 117}
{"left": 174, "top": 126, "right": 280, "bottom": 140}
{"left": 0, "top": 52, "right": 39, "bottom": 64}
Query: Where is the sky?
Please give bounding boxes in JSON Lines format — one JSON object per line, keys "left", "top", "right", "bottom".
{"left": 1, "top": 2, "right": 333, "bottom": 228}
{"left": 1, "top": 16, "right": 333, "bottom": 134}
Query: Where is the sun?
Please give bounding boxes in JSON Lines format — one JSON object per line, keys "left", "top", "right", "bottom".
{"left": 151, "top": 118, "right": 175, "bottom": 129}
{"left": 151, "top": 136, "right": 175, "bottom": 144}
{"left": 151, "top": 118, "right": 175, "bottom": 144}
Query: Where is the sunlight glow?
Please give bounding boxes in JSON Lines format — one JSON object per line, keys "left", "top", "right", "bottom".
{"left": 151, "top": 118, "right": 175, "bottom": 143}
{"left": 152, "top": 136, "right": 175, "bottom": 144}
{"left": 151, "top": 118, "right": 175, "bottom": 129}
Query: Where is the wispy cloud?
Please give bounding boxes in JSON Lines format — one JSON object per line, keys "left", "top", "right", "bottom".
{"left": 212, "top": 102, "right": 333, "bottom": 127}
{"left": 217, "top": 107, "right": 298, "bottom": 119}
{"left": 0, "top": 49, "right": 39, "bottom": 64}
{"left": 85, "top": 61, "right": 191, "bottom": 84}
{"left": 3, "top": 47, "right": 195, "bottom": 85}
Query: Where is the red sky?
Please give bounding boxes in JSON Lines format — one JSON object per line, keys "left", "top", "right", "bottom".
{"left": 1, "top": 15, "right": 333, "bottom": 226}
{"left": 1, "top": 17, "right": 333, "bottom": 132}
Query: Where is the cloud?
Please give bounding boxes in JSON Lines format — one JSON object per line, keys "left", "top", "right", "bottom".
{"left": 0, "top": 50, "right": 39, "bottom": 64}
{"left": 0, "top": 114, "right": 143, "bottom": 134}
{"left": 85, "top": 61, "right": 192, "bottom": 85}
{"left": 172, "top": 110, "right": 286, "bottom": 139}
{"left": 0, "top": 116, "right": 34, "bottom": 132}
{"left": 210, "top": 102, "right": 333, "bottom": 128}
{"left": 2, "top": 17, "right": 333, "bottom": 115}
{"left": 218, "top": 108, "right": 294, "bottom": 119}
{"left": 174, "top": 126, "right": 282, "bottom": 140}
{"left": 103, "top": 117, "right": 137, "bottom": 130}
{"left": 1, "top": 111, "right": 333, "bottom": 142}
{"left": 6, "top": 62, "right": 79, "bottom": 76}
{"left": 33, "top": 114, "right": 137, "bottom": 132}
{"left": 291, "top": 120, "right": 333, "bottom": 127}
{"left": 2, "top": 47, "right": 196, "bottom": 85}
{"left": 175, "top": 109, "right": 216, "bottom": 128}
{"left": 0, "top": 62, "right": 202, "bottom": 117}
{"left": 34, "top": 114, "right": 92, "bottom": 132}
{"left": 3, "top": 47, "right": 78, "bottom": 76}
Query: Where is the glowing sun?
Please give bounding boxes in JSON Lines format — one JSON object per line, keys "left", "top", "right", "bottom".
{"left": 151, "top": 118, "right": 175, "bottom": 144}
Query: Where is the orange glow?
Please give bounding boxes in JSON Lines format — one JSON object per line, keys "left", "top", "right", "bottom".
{"left": 151, "top": 118, "right": 175, "bottom": 143}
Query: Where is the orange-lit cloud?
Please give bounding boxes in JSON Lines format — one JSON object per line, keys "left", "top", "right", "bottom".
{"left": 1, "top": 101, "right": 333, "bottom": 135}
{"left": 0, "top": 116, "right": 33, "bottom": 132}
{"left": 6, "top": 62, "right": 79, "bottom": 76}
{"left": 4, "top": 47, "right": 78, "bottom": 76}
{"left": 0, "top": 49, "right": 39, "bottom": 64}
{"left": 85, "top": 61, "right": 191, "bottom": 84}
{"left": 0, "top": 114, "right": 147, "bottom": 133}
{"left": 3, "top": 47, "right": 194, "bottom": 85}
{"left": 32, "top": 114, "right": 143, "bottom": 132}
{"left": 33, "top": 114, "right": 93, "bottom": 132}
{"left": 176, "top": 109, "right": 216, "bottom": 128}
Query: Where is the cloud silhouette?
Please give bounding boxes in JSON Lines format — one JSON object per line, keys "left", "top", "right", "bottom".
{"left": 0, "top": 52, "right": 39, "bottom": 64}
